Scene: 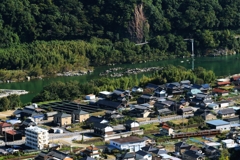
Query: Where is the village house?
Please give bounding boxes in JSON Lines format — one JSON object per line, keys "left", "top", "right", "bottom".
{"left": 137, "top": 94, "right": 155, "bottom": 104}
{"left": 135, "top": 150, "right": 152, "bottom": 160}
{"left": 217, "top": 108, "right": 235, "bottom": 118}
{"left": 212, "top": 88, "right": 229, "bottom": 96}
{"left": 53, "top": 111, "right": 72, "bottom": 127}
{"left": 221, "top": 139, "right": 239, "bottom": 149}
{"left": 160, "top": 124, "right": 174, "bottom": 136}
{"left": 178, "top": 107, "right": 194, "bottom": 115}
{"left": 110, "top": 136, "right": 145, "bottom": 152}
{"left": 174, "top": 142, "right": 191, "bottom": 155}
{"left": 132, "top": 86, "right": 143, "bottom": 93}
{"left": 128, "top": 106, "right": 151, "bottom": 118}
{"left": 5, "top": 130, "right": 22, "bottom": 142}
{"left": 216, "top": 81, "right": 231, "bottom": 87}
{"left": 116, "top": 152, "right": 135, "bottom": 160}
{"left": 0, "top": 122, "right": 13, "bottom": 136}
{"left": 44, "top": 111, "right": 57, "bottom": 121}
{"left": 217, "top": 100, "right": 231, "bottom": 108}
{"left": 182, "top": 150, "right": 205, "bottom": 160}
{"left": 85, "top": 116, "right": 108, "bottom": 127}
{"left": 158, "top": 108, "right": 173, "bottom": 116}
{"left": 223, "top": 116, "right": 240, "bottom": 124}
{"left": 142, "top": 136, "right": 156, "bottom": 145}
{"left": 191, "top": 84, "right": 211, "bottom": 92}
{"left": 166, "top": 82, "right": 184, "bottom": 95}
{"left": 186, "top": 88, "right": 202, "bottom": 99}
{"left": 203, "top": 145, "right": 220, "bottom": 159}
{"left": 154, "top": 90, "right": 167, "bottom": 98}
{"left": 207, "top": 103, "right": 219, "bottom": 110}
{"left": 35, "top": 150, "right": 73, "bottom": 160}
{"left": 201, "top": 112, "right": 217, "bottom": 121}
{"left": 98, "top": 91, "right": 113, "bottom": 99}
{"left": 97, "top": 99, "right": 125, "bottom": 111}
{"left": 71, "top": 107, "right": 89, "bottom": 123}
{"left": 104, "top": 110, "right": 124, "bottom": 121}
{"left": 125, "top": 120, "right": 140, "bottom": 131}
{"left": 189, "top": 93, "right": 213, "bottom": 108}
{"left": 93, "top": 123, "right": 113, "bottom": 137}
{"left": 82, "top": 145, "right": 100, "bottom": 159}
{"left": 154, "top": 100, "right": 175, "bottom": 110}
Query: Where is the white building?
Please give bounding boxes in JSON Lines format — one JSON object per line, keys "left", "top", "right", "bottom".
{"left": 110, "top": 136, "right": 145, "bottom": 152}
{"left": 85, "top": 94, "right": 96, "bottom": 100}
{"left": 25, "top": 126, "right": 49, "bottom": 150}
{"left": 221, "top": 139, "right": 239, "bottom": 149}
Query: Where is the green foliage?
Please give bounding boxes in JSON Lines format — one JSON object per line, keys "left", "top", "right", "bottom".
{"left": 0, "top": 0, "right": 239, "bottom": 73}
{"left": 0, "top": 95, "right": 21, "bottom": 111}
{"left": 219, "top": 148, "right": 229, "bottom": 160}
{"left": 32, "top": 66, "right": 216, "bottom": 102}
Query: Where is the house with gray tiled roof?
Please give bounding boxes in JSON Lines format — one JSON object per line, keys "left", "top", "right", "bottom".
{"left": 53, "top": 111, "right": 71, "bottom": 127}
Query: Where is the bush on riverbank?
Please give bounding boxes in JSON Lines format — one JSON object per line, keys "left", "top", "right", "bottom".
{"left": 0, "top": 95, "right": 21, "bottom": 111}
{"left": 32, "top": 66, "right": 216, "bottom": 103}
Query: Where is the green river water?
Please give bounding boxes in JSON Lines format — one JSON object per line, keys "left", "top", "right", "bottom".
{"left": 0, "top": 55, "right": 240, "bottom": 104}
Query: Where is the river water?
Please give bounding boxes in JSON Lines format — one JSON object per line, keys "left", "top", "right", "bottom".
{"left": 0, "top": 55, "right": 239, "bottom": 104}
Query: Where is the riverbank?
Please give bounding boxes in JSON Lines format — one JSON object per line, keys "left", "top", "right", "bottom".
{"left": 0, "top": 54, "right": 240, "bottom": 104}
{"left": 0, "top": 89, "right": 28, "bottom": 98}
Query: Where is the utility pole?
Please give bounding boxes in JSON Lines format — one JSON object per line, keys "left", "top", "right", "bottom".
{"left": 184, "top": 39, "right": 194, "bottom": 70}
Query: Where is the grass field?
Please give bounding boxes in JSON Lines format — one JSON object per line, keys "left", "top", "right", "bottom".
{"left": 170, "top": 118, "right": 188, "bottom": 125}
{"left": 0, "top": 110, "right": 15, "bottom": 119}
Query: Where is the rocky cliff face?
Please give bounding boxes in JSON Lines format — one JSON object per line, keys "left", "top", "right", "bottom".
{"left": 128, "top": 4, "right": 149, "bottom": 43}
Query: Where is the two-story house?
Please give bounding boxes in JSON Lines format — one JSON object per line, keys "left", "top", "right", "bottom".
{"left": 110, "top": 136, "right": 145, "bottom": 152}
{"left": 82, "top": 145, "right": 99, "bottom": 159}
{"left": 93, "top": 123, "right": 113, "bottom": 137}
{"left": 125, "top": 120, "right": 140, "bottom": 131}
{"left": 53, "top": 111, "right": 72, "bottom": 127}
{"left": 218, "top": 108, "right": 235, "bottom": 118}
{"left": 71, "top": 107, "right": 89, "bottom": 123}
{"left": 160, "top": 125, "right": 174, "bottom": 136}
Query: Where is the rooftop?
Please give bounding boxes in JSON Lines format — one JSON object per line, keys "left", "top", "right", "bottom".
{"left": 111, "top": 136, "right": 144, "bottom": 144}
{"left": 0, "top": 122, "right": 12, "bottom": 128}
{"left": 99, "top": 91, "right": 112, "bottom": 95}
{"left": 206, "top": 119, "right": 229, "bottom": 126}
{"left": 26, "top": 126, "right": 48, "bottom": 133}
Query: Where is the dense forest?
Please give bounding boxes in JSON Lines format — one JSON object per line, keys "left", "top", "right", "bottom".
{"left": 32, "top": 65, "right": 216, "bottom": 102}
{"left": 1, "top": 0, "right": 240, "bottom": 74}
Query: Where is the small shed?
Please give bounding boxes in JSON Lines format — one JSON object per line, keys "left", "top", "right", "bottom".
{"left": 85, "top": 94, "right": 96, "bottom": 100}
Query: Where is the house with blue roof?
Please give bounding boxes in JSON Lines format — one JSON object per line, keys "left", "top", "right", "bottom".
{"left": 206, "top": 119, "right": 231, "bottom": 131}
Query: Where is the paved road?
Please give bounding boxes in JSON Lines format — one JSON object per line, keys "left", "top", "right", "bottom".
{"left": 1, "top": 114, "right": 194, "bottom": 145}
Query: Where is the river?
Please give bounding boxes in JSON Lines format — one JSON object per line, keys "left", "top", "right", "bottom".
{"left": 0, "top": 55, "right": 239, "bottom": 104}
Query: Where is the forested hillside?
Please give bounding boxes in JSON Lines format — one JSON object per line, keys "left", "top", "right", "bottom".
{"left": 1, "top": 0, "right": 240, "bottom": 74}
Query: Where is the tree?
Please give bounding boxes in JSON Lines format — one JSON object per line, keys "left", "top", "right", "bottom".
{"left": 0, "top": 97, "right": 10, "bottom": 111}
{"left": 219, "top": 148, "right": 229, "bottom": 160}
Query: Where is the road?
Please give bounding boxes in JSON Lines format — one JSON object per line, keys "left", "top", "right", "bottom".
{"left": 2, "top": 114, "right": 194, "bottom": 146}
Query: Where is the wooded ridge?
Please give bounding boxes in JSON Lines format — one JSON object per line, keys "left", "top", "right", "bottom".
{"left": 0, "top": 0, "right": 240, "bottom": 74}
